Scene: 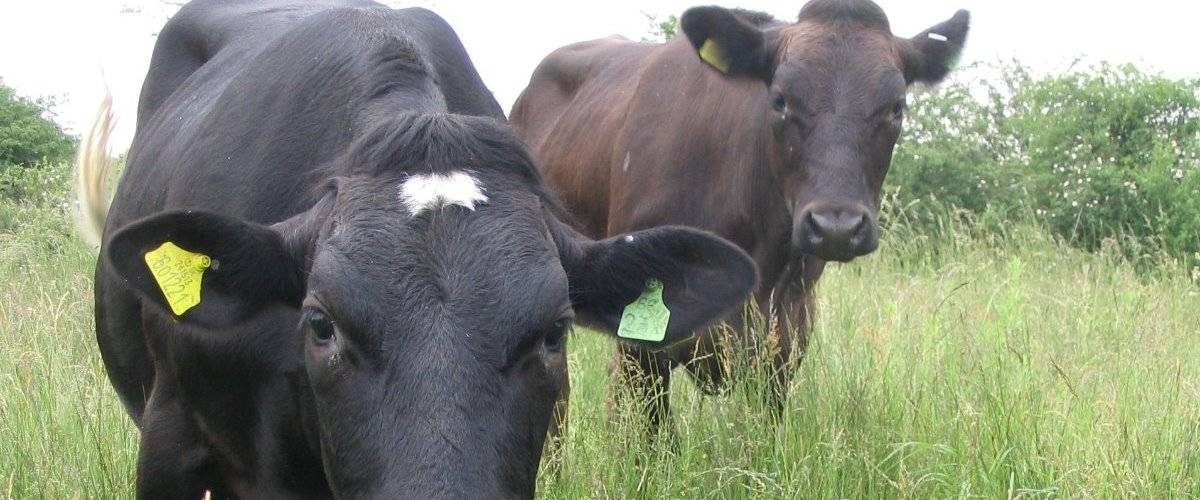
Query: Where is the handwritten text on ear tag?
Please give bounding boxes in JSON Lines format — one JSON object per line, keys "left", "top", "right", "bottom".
{"left": 144, "top": 241, "right": 211, "bottom": 316}
{"left": 617, "top": 279, "right": 671, "bottom": 342}
{"left": 699, "top": 39, "right": 730, "bottom": 74}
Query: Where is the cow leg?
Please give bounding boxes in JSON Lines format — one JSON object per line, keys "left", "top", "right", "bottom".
{"left": 764, "top": 257, "right": 824, "bottom": 417}
{"left": 674, "top": 316, "right": 742, "bottom": 396}
{"left": 612, "top": 342, "right": 675, "bottom": 441}
{"left": 136, "top": 390, "right": 214, "bottom": 499}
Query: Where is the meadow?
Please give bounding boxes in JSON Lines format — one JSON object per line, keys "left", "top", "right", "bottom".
{"left": 1, "top": 165, "right": 1197, "bottom": 498}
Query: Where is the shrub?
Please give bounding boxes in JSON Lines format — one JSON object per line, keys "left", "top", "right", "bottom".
{"left": 0, "top": 80, "right": 76, "bottom": 171}
{"left": 888, "top": 63, "right": 1200, "bottom": 271}
{"left": 0, "top": 160, "right": 72, "bottom": 204}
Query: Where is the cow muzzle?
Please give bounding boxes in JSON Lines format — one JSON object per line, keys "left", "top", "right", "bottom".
{"left": 793, "top": 202, "right": 879, "bottom": 262}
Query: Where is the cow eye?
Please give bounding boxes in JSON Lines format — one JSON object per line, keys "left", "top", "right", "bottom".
{"left": 305, "top": 309, "right": 335, "bottom": 345}
{"left": 543, "top": 317, "right": 570, "bottom": 353}
{"left": 771, "top": 93, "right": 788, "bottom": 113}
{"left": 891, "top": 100, "right": 907, "bottom": 121}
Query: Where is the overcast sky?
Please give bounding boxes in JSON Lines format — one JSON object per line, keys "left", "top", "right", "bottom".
{"left": 1, "top": 0, "right": 1197, "bottom": 151}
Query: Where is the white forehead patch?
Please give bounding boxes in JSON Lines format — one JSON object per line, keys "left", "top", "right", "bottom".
{"left": 927, "top": 32, "right": 949, "bottom": 42}
{"left": 398, "top": 171, "right": 488, "bottom": 216}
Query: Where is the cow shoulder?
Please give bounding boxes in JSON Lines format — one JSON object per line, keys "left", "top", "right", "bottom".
{"left": 379, "top": 7, "right": 505, "bottom": 119}
{"left": 511, "top": 36, "right": 649, "bottom": 152}
{"left": 134, "top": 1, "right": 224, "bottom": 130}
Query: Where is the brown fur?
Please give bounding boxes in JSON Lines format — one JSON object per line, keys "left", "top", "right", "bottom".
{"left": 511, "top": 1, "right": 969, "bottom": 433}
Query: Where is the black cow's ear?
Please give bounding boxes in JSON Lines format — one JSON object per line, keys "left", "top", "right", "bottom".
{"left": 105, "top": 211, "right": 306, "bottom": 329}
{"left": 680, "top": 6, "right": 777, "bottom": 81}
{"left": 902, "top": 10, "right": 970, "bottom": 85}
{"left": 552, "top": 218, "right": 758, "bottom": 350}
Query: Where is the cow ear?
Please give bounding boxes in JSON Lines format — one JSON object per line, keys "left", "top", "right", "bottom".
{"left": 902, "top": 10, "right": 970, "bottom": 85}
{"left": 552, "top": 219, "right": 758, "bottom": 349}
{"left": 105, "top": 211, "right": 306, "bottom": 329}
{"left": 680, "top": 6, "right": 776, "bottom": 81}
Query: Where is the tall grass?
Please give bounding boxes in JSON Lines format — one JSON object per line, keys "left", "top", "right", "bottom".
{"left": 0, "top": 173, "right": 1197, "bottom": 498}
{"left": 539, "top": 206, "right": 1200, "bottom": 498}
{"left": 0, "top": 198, "right": 137, "bottom": 498}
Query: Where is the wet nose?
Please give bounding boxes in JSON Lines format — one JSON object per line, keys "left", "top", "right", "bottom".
{"left": 795, "top": 205, "right": 878, "bottom": 262}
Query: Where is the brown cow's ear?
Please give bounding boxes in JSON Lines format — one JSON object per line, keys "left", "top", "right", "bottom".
{"left": 549, "top": 216, "right": 758, "bottom": 350}
{"left": 105, "top": 211, "right": 311, "bottom": 329}
{"left": 680, "top": 6, "right": 777, "bottom": 81}
{"left": 902, "top": 10, "right": 970, "bottom": 85}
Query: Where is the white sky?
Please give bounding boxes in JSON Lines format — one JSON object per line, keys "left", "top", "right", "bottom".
{"left": 1, "top": 0, "right": 1197, "bottom": 151}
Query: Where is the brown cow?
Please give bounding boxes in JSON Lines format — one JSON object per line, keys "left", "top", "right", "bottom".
{"left": 510, "top": 0, "right": 970, "bottom": 433}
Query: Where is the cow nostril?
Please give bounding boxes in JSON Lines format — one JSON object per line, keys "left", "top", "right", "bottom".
{"left": 809, "top": 212, "right": 831, "bottom": 232}
{"left": 848, "top": 213, "right": 873, "bottom": 248}
{"left": 798, "top": 206, "right": 876, "bottom": 259}
{"left": 851, "top": 212, "right": 867, "bottom": 232}
{"left": 804, "top": 212, "right": 824, "bottom": 242}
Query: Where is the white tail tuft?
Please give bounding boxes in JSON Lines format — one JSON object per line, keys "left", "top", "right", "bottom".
{"left": 74, "top": 92, "right": 116, "bottom": 251}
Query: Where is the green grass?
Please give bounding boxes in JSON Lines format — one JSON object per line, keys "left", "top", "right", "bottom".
{"left": 0, "top": 200, "right": 137, "bottom": 498}
{"left": 1, "top": 189, "right": 1197, "bottom": 498}
{"left": 540, "top": 222, "right": 1200, "bottom": 498}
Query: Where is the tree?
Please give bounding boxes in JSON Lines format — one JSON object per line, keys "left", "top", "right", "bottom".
{"left": 0, "top": 80, "right": 76, "bottom": 169}
{"left": 642, "top": 13, "right": 678, "bottom": 42}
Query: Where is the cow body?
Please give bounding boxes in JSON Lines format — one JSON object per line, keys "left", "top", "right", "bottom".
{"left": 510, "top": 0, "right": 969, "bottom": 431}
{"left": 89, "top": 1, "right": 757, "bottom": 497}
{"left": 512, "top": 35, "right": 812, "bottom": 426}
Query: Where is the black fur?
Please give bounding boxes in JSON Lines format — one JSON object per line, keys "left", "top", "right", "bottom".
{"left": 107, "top": 210, "right": 305, "bottom": 329}
{"left": 95, "top": 1, "right": 757, "bottom": 497}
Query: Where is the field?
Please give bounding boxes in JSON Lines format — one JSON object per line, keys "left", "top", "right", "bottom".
{"left": 1, "top": 183, "right": 1198, "bottom": 498}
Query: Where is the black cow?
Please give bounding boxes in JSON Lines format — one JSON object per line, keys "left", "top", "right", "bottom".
{"left": 79, "top": 1, "right": 757, "bottom": 497}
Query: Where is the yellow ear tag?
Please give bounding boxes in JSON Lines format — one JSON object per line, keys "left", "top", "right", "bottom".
{"left": 617, "top": 279, "right": 671, "bottom": 342}
{"left": 143, "top": 241, "right": 211, "bottom": 316}
{"left": 699, "top": 39, "right": 730, "bottom": 74}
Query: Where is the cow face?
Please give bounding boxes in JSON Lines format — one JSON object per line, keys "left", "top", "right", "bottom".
{"left": 682, "top": 1, "right": 970, "bottom": 262}
{"left": 104, "top": 114, "right": 756, "bottom": 498}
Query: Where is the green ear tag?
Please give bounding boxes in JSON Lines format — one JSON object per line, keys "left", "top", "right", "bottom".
{"left": 143, "top": 241, "right": 211, "bottom": 316}
{"left": 699, "top": 39, "right": 730, "bottom": 74}
{"left": 617, "top": 279, "right": 671, "bottom": 342}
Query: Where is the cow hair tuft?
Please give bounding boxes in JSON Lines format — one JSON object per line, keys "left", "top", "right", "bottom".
{"left": 798, "top": 0, "right": 891, "bottom": 30}
{"left": 341, "top": 113, "right": 575, "bottom": 221}
{"left": 345, "top": 113, "right": 538, "bottom": 181}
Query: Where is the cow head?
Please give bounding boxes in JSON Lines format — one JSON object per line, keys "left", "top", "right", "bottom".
{"left": 104, "top": 113, "right": 755, "bottom": 498}
{"left": 682, "top": 0, "right": 970, "bottom": 262}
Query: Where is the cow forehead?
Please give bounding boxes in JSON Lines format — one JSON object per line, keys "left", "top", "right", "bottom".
{"left": 772, "top": 23, "right": 905, "bottom": 108}
{"left": 308, "top": 220, "right": 567, "bottom": 349}
{"left": 399, "top": 171, "right": 489, "bottom": 216}
{"left": 323, "top": 175, "right": 558, "bottom": 283}
{"left": 777, "top": 20, "right": 900, "bottom": 68}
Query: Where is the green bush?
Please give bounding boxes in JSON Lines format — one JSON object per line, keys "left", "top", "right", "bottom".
{"left": 0, "top": 80, "right": 76, "bottom": 171}
{"left": 0, "top": 161, "right": 74, "bottom": 238}
{"left": 0, "top": 160, "right": 72, "bottom": 205}
{"left": 889, "top": 63, "right": 1200, "bottom": 270}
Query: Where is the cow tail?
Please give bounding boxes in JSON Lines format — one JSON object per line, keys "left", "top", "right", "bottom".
{"left": 74, "top": 92, "right": 116, "bottom": 250}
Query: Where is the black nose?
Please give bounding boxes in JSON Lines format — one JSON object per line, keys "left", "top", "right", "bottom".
{"left": 795, "top": 204, "right": 878, "bottom": 262}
